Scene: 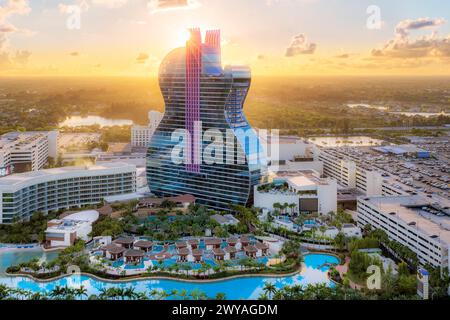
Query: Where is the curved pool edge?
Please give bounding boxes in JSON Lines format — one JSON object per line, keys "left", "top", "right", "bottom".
{"left": 3, "top": 253, "right": 341, "bottom": 286}
{"left": 5, "top": 267, "right": 302, "bottom": 285}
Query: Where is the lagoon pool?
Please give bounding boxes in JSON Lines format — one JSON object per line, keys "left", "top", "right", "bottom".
{"left": 0, "top": 248, "right": 59, "bottom": 274}
{"left": 0, "top": 254, "right": 339, "bottom": 300}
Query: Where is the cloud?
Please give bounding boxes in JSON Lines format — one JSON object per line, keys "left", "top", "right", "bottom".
{"left": 0, "top": 0, "right": 31, "bottom": 20}
{"left": 372, "top": 17, "right": 450, "bottom": 58}
{"left": 147, "top": 0, "right": 201, "bottom": 14}
{"left": 69, "top": 51, "right": 80, "bottom": 56}
{"left": 0, "top": 0, "right": 31, "bottom": 48}
{"left": 12, "top": 49, "right": 31, "bottom": 64}
{"left": 58, "top": 0, "right": 127, "bottom": 14}
{"left": 136, "top": 52, "right": 149, "bottom": 63}
{"left": 285, "top": 33, "right": 317, "bottom": 57}
{"left": 0, "top": 0, "right": 32, "bottom": 70}
{"left": 91, "top": 0, "right": 128, "bottom": 8}
{"left": 395, "top": 17, "right": 446, "bottom": 39}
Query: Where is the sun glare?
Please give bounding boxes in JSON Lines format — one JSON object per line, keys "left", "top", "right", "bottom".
{"left": 175, "top": 29, "right": 192, "bottom": 47}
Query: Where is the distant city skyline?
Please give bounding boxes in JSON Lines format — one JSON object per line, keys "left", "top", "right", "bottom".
{"left": 1, "top": 0, "right": 450, "bottom": 76}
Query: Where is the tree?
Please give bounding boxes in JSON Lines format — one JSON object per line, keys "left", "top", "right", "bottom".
{"left": 288, "top": 203, "right": 297, "bottom": 216}
{"left": 215, "top": 292, "right": 226, "bottom": 300}
{"left": 334, "top": 232, "right": 346, "bottom": 252}
{"left": 281, "top": 240, "right": 301, "bottom": 261}
{"left": 263, "top": 282, "right": 277, "bottom": 299}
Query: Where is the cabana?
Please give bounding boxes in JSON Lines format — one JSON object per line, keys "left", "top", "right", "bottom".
{"left": 192, "top": 248, "right": 203, "bottom": 262}
{"left": 244, "top": 245, "right": 257, "bottom": 258}
{"left": 101, "top": 244, "right": 125, "bottom": 261}
{"left": 133, "top": 240, "right": 153, "bottom": 252}
{"left": 255, "top": 242, "right": 269, "bottom": 256}
{"left": 188, "top": 239, "right": 199, "bottom": 249}
{"left": 224, "top": 246, "right": 237, "bottom": 260}
{"left": 240, "top": 236, "right": 250, "bottom": 247}
{"left": 124, "top": 249, "right": 144, "bottom": 264}
{"left": 213, "top": 247, "right": 225, "bottom": 261}
{"left": 175, "top": 241, "right": 187, "bottom": 249}
{"left": 114, "top": 237, "right": 135, "bottom": 249}
{"left": 177, "top": 247, "right": 189, "bottom": 262}
{"left": 205, "top": 238, "right": 222, "bottom": 250}
{"left": 227, "top": 237, "right": 238, "bottom": 247}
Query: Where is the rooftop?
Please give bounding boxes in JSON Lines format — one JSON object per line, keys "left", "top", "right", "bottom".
{"left": 0, "top": 131, "right": 48, "bottom": 150}
{"left": 362, "top": 195, "right": 450, "bottom": 245}
{"left": 0, "top": 162, "right": 136, "bottom": 188}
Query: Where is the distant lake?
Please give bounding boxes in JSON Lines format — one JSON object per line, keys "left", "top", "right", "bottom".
{"left": 390, "top": 111, "right": 449, "bottom": 118}
{"left": 347, "top": 104, "right": 449, "bottom": 118}
{"left": 308, "top": 136, "right": 384, "bottom": 147}
{"left": 59, "top": 116, "right": 133, "bottom": 127}
{"left": 347, "top": 104, "right": 388, "bottom": 111}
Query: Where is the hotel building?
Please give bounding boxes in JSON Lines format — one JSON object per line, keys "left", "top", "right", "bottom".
{"left": 357, "top": 195, "right": 450, "bottom": 269}
{"left": 131, "top": 111, "right": 163, "bottom": 148}
{"left": 0, "top": 162, "right": 136, "bottom": 224}
{"left": 0, "top": 131, "right": 58, "bottom": 177}
{"left": 147, "top": 29, "right": 266, "bottom": 211}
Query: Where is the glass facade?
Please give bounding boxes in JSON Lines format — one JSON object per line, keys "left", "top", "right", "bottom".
{"left": 146, "top": 29, "right": 267, "bottom": 212}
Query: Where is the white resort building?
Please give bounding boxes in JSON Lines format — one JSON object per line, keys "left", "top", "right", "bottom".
{"left": 131, "top": 111, "right": 163, "bottom": 148}
{"left": 45, "top": 210, "right": 99, "bottom": 248}
{"left": 254, "top": 169, "right": 337, "bottom": 215}
{"left": 0, "top": 162, "right": 136, "bottom": 224}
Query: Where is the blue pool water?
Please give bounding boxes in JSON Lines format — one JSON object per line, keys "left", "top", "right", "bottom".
{"left": 0, "top": 248, "right": 60, "bottom": 274}
{"left": 0, "top": 253, "right": 339, "bottom": 300}
{"left": 304, "top": 219, "right": 317, "bottom": 226}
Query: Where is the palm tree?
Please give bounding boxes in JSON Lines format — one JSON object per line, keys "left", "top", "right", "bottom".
{"left": 124, "top": 287, "right": 138, "bottom": 300}
{"left": 98, "top": 288, "right": 109, "bottom": 300}
{"left": 258, "top": 293, "right": 269, "bottom": 300}
{"left": 190, "top": 288, "right": 207, "bottom": 300}
{"left": 273, "top": 202, "right": 282, "bottom": 214}
{"left": 334, "top": 232, "right": 346, "bottom": 252}
{"left": 288, "top": 203, "right": 297, "bottom": 216}
{"left": 169, "top": 289, "right": 179, "bottom": 299}
{"left": 0, "top": 285, "right": 10, "bottom": 300}
{"left": 215, "top": 292, "right": 226, "bottom": 300}
{"left": 50, "top": 285, "right": 65, "bottom": 300}
{"left": 263, "top": 282, "right": 277, "bottom": 299}
{"left": 136, "top": 292, "right": 149, "bottom": 300}
{"left": 282, "top": 203, "right": 289, "bottom": 215}
{"left": 178, "top": 289, "right": 188, "bottom": 300}
{"left": 149, "top": 288, "right": 160, "bottom": 300}
{"left": 75, "top": 285, "right": 88, "bottom": 300}
{"left": 30, "top": 291, "right": 48, "bottom": 300}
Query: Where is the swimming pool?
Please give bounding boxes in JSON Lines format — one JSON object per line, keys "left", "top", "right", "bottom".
{"left": 0, "top": 253, "right": 339, "bottom": 300}
{"left": 0, "top": 248, "right": 60, "bottom": 274}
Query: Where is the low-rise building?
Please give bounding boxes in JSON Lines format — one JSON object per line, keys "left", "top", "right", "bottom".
{"left": 210, "top": 214, "right": 240, "bottom": 226}
{"left": 254, "top": 170, "right": 337, "bottom": 215}
{"left": 45, "top": 210, "right": 99, "bottom": 247}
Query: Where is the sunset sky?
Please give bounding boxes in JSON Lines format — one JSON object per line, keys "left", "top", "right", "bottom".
{"left": 1, "top": 0, "right": 450, "bottom": 76}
